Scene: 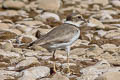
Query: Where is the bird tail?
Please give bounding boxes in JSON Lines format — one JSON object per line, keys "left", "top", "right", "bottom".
{"left": 27, "top": 41, "right": 35, "bottom": 47}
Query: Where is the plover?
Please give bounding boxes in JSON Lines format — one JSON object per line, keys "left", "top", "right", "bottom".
{"left": 28, "top": 13, "right": 86, "bottom": 72}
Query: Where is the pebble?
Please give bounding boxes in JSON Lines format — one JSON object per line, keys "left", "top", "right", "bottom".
{"left": 0, "top": 10, "right": 19, "bottom": 17}
{"left": 35, "top": 12, "right": 60, "bottom": 22}
{"left": 0, "top": 23, "right": 10, "bottom": 30}
{"left": 62, "top": 63, "right": 76, "bottom": 69}
{"left": 0, "top": 49, "right": 20, "bottom": 59}
{"left": 87, "top": 17, "right": 105, "bottom": 29}
{"left": 86, "top": 45, "right": 103, "bottom": 58}
{"left": 21, "top": 36, "right": 32, "bottom": 43}
{"left": 101, "top": 44, "right": 118, "bottom": 52}
{"left": 10, "top": 28, "right": 22, "bottom": 35}
{"left": 36, "top": 0, "right": 61, "bottom": 11}
{"left": 15, "top": 57, "right": 40, "bottom": 70}
{"left": 2, "top": 0, "right": 25, "bottom": 9}
{"left": 111, "top": 0, "right": 120, "bottom": 8}
{"left": 18, "top": 66, "right": 50, "bottom": 80}
{"left": 16, "top": 21, "right": 44, "bottom": 27}
{"left": 78, "top": 60, "right": 111, "bottom": 80}
{"left": 92, "top": 0, "right": 109, "bottom": 6}
{"left": 51, "top": 72, "right": 69, "bottom": 80}
{"left": 96, "top": 30, "right": 107, "bottom": 37}
{"left": 2, "top": 41, "right": 13, "bottom": 51}
{"left": 0, "top": 30, "right": 17, "bottom": 41}
{"left": 105, "top": 30, "right": 120, "bottom": 39}
{"left": 95, "top": 72, "right": 120, "bottom": 80}
{"left": 0, "top": 70, "right": 19, "bottom": 80}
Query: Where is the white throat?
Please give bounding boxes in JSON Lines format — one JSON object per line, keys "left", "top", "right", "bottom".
{"left": 64, "top": 21, "right": 83, "bottom": 27}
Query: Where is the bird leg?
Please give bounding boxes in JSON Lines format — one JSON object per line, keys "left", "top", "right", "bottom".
{"left": 67, "top": 54, "right": 70, "bottom": 73}
{"left": 66, "top": 46, "right": 71, "bottom": 73}
{"left": 52, "top": 50, "right": 57, "bottom": 72}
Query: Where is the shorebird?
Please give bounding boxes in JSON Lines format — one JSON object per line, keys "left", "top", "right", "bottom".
{"left": 28, "top": 13, "right": 86, "bottom": 72}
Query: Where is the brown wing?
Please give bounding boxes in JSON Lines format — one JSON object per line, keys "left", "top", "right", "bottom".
{"left": 29, "top": 23, "right": 79, "bottom": 46}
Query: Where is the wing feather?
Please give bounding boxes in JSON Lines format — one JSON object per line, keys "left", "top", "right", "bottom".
{"left": 29, "top": 24, "right": 79, "bottom": 46}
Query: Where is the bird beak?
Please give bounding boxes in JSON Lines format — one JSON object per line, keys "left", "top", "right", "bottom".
{"left": 82, "top": 18, "right": 87, "bottom": 22}
{"left": 83, "top": 19, "right": 89, "bottom": 23}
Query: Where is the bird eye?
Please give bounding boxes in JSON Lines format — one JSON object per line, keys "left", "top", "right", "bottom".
{"left": 78, "top": 16, "right": 82, "bottom": 19}
{"left": 77, "top": 16, "right": 84, "bottom": 20}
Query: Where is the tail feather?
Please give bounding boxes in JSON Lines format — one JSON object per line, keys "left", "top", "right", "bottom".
{"left": 27, "top": 41, "right": 35, "bottom": 47}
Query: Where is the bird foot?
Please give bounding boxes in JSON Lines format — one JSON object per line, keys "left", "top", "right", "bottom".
{"left": 66, "top": 66, "right": 73, "bottom": 74}
{"left": 67, "top": 67, "right": 71, "bottom": 73}
{"left": 53, "top": 62, "right": 57, "bottom": 73}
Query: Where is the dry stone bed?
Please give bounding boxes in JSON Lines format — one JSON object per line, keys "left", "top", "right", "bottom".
{"left": 0, "top": 0, "right": 120, "bottom": 80}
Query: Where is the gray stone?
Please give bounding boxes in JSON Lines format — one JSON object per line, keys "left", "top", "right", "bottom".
{"left": 19, "top": 66, "right": 50, "bottom": 80}
{"left": 36, "top": 0, "right": 61, "bottom": 11}
{"left": 51, "top": 73, "right": 69, "bottom": 80}
{"left": 2, "top": 0, "right": 25, "bottom": 9}
{"left": 92, "top": 0, "right": 109, "bottom": 6}
{"left": 111, "top": 0, "right": 120, "bottom": 8}
{"left": 95, "top": 72, "right": 120, "bottom": 80}
{"left": 15, "top": 57, "right": 40, "bottom": 70}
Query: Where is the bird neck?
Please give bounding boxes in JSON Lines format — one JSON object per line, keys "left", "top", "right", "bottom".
{"left": 64, "top": 21, "right": 82, "bottom": 27}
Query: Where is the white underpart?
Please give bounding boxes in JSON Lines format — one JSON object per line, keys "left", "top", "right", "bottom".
{"left": 64, "top": 21, "right": 84, "bottom": 27}
{"left": 50, "top": 29, "right": 80, "bottom": 50}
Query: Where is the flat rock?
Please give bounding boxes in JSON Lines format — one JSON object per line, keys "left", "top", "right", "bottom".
{"left": 15, "top": 57, "right": 40, "bottom": 70}
{"left": 62, "top": 63, "right": 76, "bottom": 69}
{"left": 40, "top": 78, "right": 50, "bottom": 80}
{"left": 0, "top": 23, "right": 11, "bottom": 30}
{"left": 96, "top": 30, "right": 107, "bottom": 37}
{"left": 0, "top": 49, "right": 20, "bottom": 59}
{"left": 0, "top": 70, "right": 19, "bottom": 80}
{"left": 36, "top": 0, "right": 61, "bottom": 11}
{"left": 0, "top": 30, "right": 17, "bottom": 41}
{"left": 71, "top": 48, "right": 87, "bottom": 56}
{"left": 10, "top": 28, "right": 22, "bottom": 35}
{"left": 105, "top": 30, "right": 120, "bottom": 39}
{"left": 1, "top": 41, "right": 13, "bottom": 51}
{"left": 2, "top": 0, "right": 25, "bottom": 9}
{"left": 16, "top": 21, "right": 44, "bottom": 27}
{"left": 51, "top": 73, "right": 69, "bottom": 80}
{"left": 86, "top": 45, "right": 103, "bottom": 58}
{"left": 79, "top": 60, "right": 110, "bottom": 80}
{"left": 95, "top": 72, "right": 120, "bottom": 80}
{"left": 24, "top": 51, "right": 40, "bottom": 57}
{"left": 0, "top": 62, "right": 9, "bottom": 67}
{"left": 15, "top": 24, "right": 32, "bottom": 33}
{"left": 18, "top": 66, "right": 50, "bottom": 80}
{"left": 36, "top": 12, "right": 60, "bottom": 22}
{"left": 0, "top": 10, "right": 19, "bottom": 17}
{"left": 11, "top": 48, "right": 22, "bottom": 53}
{"left": 92, "top": 0, "right": 109, "bottom": 6}
{"left": 0, "top": 74, "right": 14, "bottom": 80}
{"left": 17, "top": 35, "right": 37, "bottom": 44}
{"left": 100, "top": 52, "right": 116, "bottom": 63}
{"left": 40, "top": 73, "right": 69, "bottom": 80}
{"left": 21, "top": 36, "right": 32, "bottom": 43}
{"left": 87, "top": 18, "right": 105, "bottom": 29}
{"left": 111, "top": 0, "right": 120, "bottom": 8}
{"left": 101, "top": 44, "right": 118, "bottom": 52}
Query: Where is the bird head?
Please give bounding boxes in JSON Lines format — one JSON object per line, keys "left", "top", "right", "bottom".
{"left": 65, "top": 13, "right": 87, "bottom": 27}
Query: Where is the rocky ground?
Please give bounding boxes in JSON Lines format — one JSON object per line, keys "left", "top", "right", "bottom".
{"left": 0, "top": 0, "right": 120, "bottom": 80}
